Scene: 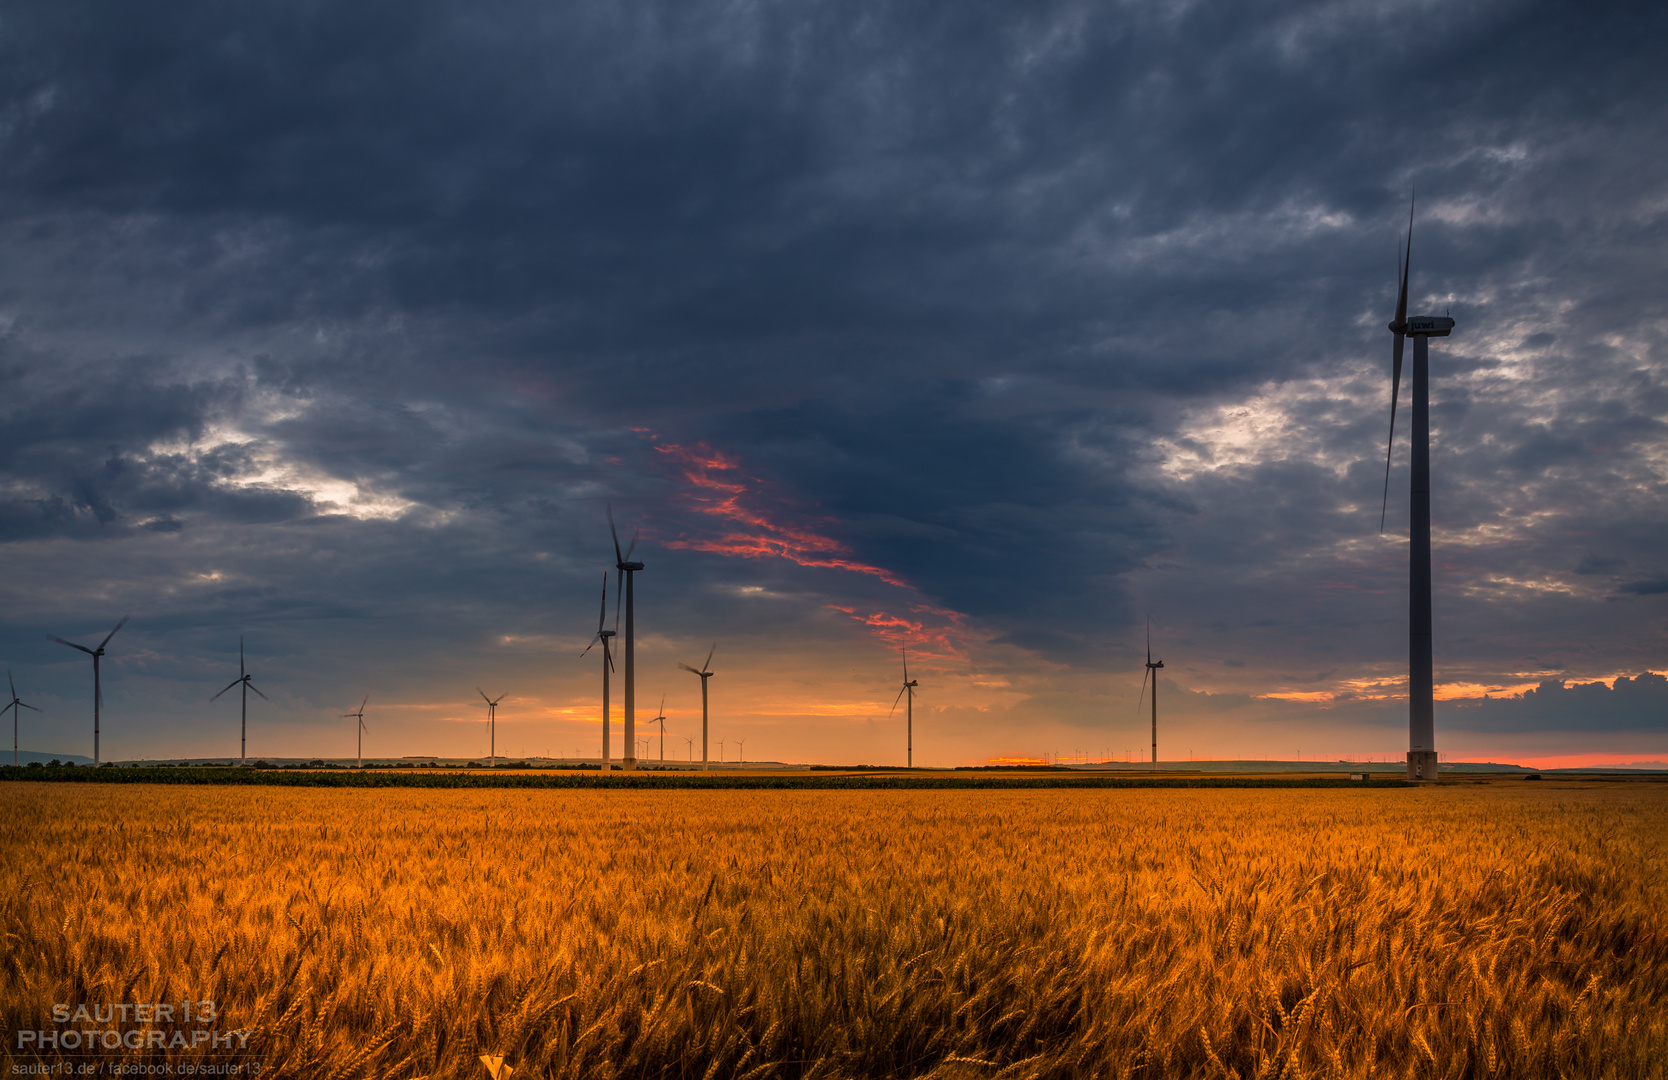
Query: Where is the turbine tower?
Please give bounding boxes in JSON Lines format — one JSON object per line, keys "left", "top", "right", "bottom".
{"left": 649, "top": 694, "right": 667, "bottom": 763}
{"left": 48, "top": 615, "right": 127, "bottom": 766}
{"left": 608, "top": 506, "right": 645, "bottom": 771}
{"left": 477, "top": 688, "right": 505, "bottom": 768}
{"left": 679, "top": 644, "right": 715, "bottom": 772}
{"left": 345, "top": 696, "right": 368, "bottom": 768}
{"left": 1378, "top": 194, "right": 1454, "bottom": 782}
{"left": 889, "top": 648, "right": 919, "bottom": 767}
{"left": 1137, "top": 622, "right": 1162, "bottom": 768}
{"left": 210, "top": 635, "right": 268, "bottom": 767}
{"left": 6, "top": 671, "right": 41, "bottom": 766}
{"left": 580, "top": 573, "right": 616, "bottom": 771}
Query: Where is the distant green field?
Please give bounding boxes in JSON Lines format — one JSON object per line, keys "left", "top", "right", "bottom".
{"left": 0, "top": 764, "right": 1408, "bottom": 789}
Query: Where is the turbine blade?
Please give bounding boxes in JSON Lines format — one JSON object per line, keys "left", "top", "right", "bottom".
{"left": 247, "top": 682, "right": 269, "bottom": 701}
{"left": 608, "top": 504, "right": 624, "bottom": 564}
{"left": 625, "top": 526, "right": 639, "bottom": 561}
{"left": 603, "top": 639, "right": 614, "bottom": 672}
{"left": 18, "top": 701, "right": 40, "bottom": 712}
{"left": 97, "top": 615, "right": 130, "bottom": 652}
{"left": 704, "top": 643, "right": 715, "bottom": 672}
{"left": 596, "top": 573, "right": 608, "bottom": 632}
{"left": 359, "top": 695, "right": 368, "bottom": 712}
{"left": 614, "top": 568, "right": 623, "bottom": 633}
{"left": 239, "top": 635, "right": 245, "bottom": 676}
{"left": 889, "top": 685, "right": 907, "bottom": 716}
{"left": 48, "top": 636, "right": 95, "bottom": 655}
{"left": 1396, "top": 193, "right": 1414, "bottom": 328}
{"left": 1136, "top": 665, "right": 1150, "bottom": 717}
{"left": 581, "top": 633, "right": 601, "bottom": 658}
{"left": 7, "top": 670, "right": 13, "bottom": 697}
{"left": 902, "top": 646, "right": 909, "bottom": 682}
{"left": 478, "top": 686, "right": 492, "bottom": 704}
{"left": 210, "top": 678, "right": 242, "bottom": 702}
{"left": 1380, "top": 329, "right": 1405, "bottom": 532}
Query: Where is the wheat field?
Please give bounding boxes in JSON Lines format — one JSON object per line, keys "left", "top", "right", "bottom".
{"left": 1, "top": 781, "right": 1664, "bottom": 1079}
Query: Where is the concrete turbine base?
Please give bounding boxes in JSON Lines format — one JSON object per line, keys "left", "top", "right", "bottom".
{"left": 1406, "top": 750, "right": 1440, "bottom": 782}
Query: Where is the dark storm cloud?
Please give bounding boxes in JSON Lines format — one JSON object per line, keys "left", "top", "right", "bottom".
{"left": 1, "top": 0, "right": 1665, "bottom": 753}
{"left": 1452, "top": 672, "right": 1668, "bottom": 733}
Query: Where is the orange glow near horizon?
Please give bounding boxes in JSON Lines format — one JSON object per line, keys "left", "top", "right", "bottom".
{"left": 1456, "top": 751, "right": 1668, "bottom": 770}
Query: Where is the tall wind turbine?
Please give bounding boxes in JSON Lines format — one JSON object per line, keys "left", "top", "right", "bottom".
{"left": 1136, "top": 621, "right": 1163, "bottom": 768}
{"left": 345, "top": 696, "right": 368, "bottom": 768}
{"left": 47, "top": 616, "right": 127, "bottom": 766}
{"left": 210, "top": 636, "right": 268, "bottom": 767}
{"left": 477, "top": 688, "right": 505, "bottom": 768}
{"left": 679, "top": 645, "right": 715, "bottom": 772}
{"left": 1378, "top": 193, "right": 1455, "bottom": 782}
{"left": 5, "top": 671, "right": 41, "bottom": 766}
{"left": 649, "top": 694, "right": 667, "bottom": 763}
{"left": 580, "top": 572, "right": 616, "bottom": 771}
{"left": 889, "top": 648, "right": 919, "bottom": 767}
{"left": 608, "top": 506, "right": 645, "bottom": 771}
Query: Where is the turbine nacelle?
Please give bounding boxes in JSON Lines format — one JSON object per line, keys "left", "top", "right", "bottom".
{"left": 1404, "top": 315, "right": 1454, "bottom": 337}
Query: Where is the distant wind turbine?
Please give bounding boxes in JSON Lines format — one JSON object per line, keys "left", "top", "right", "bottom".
{"left": 679, "top": 645, "right": 715, "bottom": 771}
{"left": 210, "top": 635, "right": 268, "bottom": 767}
{"left": 649, "top": 694, "right": 667, "bottom": 763}
{"left": 345, "top": 696, "right": 368, "bottom": 768}
{"left": 1136, "top": 621, "right": 1163, "bottom": 769}
{"left": 608, "top": 506, "right": 645, "bottom": 771}
{"left": 684, "top": 736, "right": 694, "bottom": 763}
{"left": 477, "top": 688, "right": 505, "bottom": 768}
{"left": 735, "top": 737, "right": 746, "bottom": 766}
{"left": 718, "top": 737, "right": 725, "bottom": 763}
{"left": 47, "top": 615, "right": 128, "bottom": 766}
{"left": 6, "top": 670, "right": 41, "bottom": 766}
{"left": 580, "top": 572, "right": 616, "bottom": 771}
{"left": 889, "top": 647, "right": 920, "bottom": 767}
{"left": 1377, "top": 192, "right": 1455, "bottom": 782}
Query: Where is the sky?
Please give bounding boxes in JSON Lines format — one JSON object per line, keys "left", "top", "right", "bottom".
{"left": 1, "top": 0, "right": 1664, "bottom": 768}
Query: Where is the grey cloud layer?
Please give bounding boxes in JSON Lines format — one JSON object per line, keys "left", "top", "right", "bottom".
{"left": 1, "top": 0, "right": 1664, "bottom": 751}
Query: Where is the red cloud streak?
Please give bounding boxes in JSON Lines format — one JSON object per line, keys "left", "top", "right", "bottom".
{"left": 650, "top": 439, "right": 973, "bottom": 659}
{"left": 656, "top": 442, "right": 912, "bottom": 588}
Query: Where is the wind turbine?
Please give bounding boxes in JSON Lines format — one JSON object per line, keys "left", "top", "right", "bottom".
{"left": 580, "top": 572, "right": 616, "bottom": 771}
{"left": 477, "top": 688, "right": 505, "bottom": 768}
{"left": 679, "top": 645, "right": 715, "bottom": 772}
{"left": 1377, "top": 193, "right": 1455, "bottom": 782}
{"left": 345, "top": 696, "right": 368, "bottom": 768}
{"left": 648, "top": 694, "right": 667, "bottom": 763}
{"left": 47, "top": 616, "right": 128, "bottom": 766}
{"left": 608, "top": 506, "right": 645, "bottom": 771}
{"left": 210, "top": 636, "right": 268, "bottom": 767}
{"left": 1136, "top": 621, "right": 1162, "bottom": 769}
{"left": 889, "top": 648, "right": 919, "bottom": 767}
{"left": 5, "top": 671, "right": 41, "bottom": 766}
{"left": 684, "top": 736, "right": 694, "bottom": 763}
{"left": 735, "top": 737, "right": 746, "bottom": 766}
